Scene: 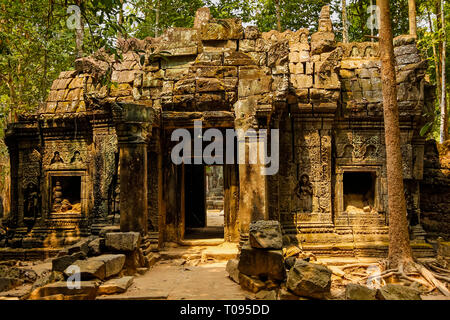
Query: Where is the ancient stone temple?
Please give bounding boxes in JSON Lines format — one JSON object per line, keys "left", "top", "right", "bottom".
{"left": 2, "top": 6, "right": 439, "bottom": 256}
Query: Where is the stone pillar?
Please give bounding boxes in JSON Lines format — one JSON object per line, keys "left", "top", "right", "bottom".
{"left": 91, "top": 121, "right": 118, "bottom": 231}
{"left": 117, "top": 123, "right": 148, "bottom": 235}
{"left": 236, "top": 129, "right": 268, "bottom": 244}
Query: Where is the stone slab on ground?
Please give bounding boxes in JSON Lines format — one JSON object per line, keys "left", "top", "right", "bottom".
{"left": 96, "top": 291, "right": 169, "bottom": 300}
{"left": 0, "top": 277, "right": 24, "bottom": 292}
{"left": 345, "top": 283, "right": 377, "bottom": 300}
{"left": 98, "top": 276, "right": 134, "bottom": 295}
{"left": 64, "top": 254, "right": 125, "bottom": 280}
{"left": 376, "top": 284, "right": 422, "bottom": 300}
{"left": 27, "top": 280, "right": 99, "bottom": 300}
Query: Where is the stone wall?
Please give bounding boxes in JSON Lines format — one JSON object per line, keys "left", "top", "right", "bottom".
{"left": 420, "top": 140, "right": 450, "bottom": 240}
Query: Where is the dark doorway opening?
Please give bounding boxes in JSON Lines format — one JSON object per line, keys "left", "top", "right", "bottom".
{"left": 184, "top": 165, "right": 224, "bottom": 239}
{"left": 343, "top": 171, "right": 376, "bottom": 213}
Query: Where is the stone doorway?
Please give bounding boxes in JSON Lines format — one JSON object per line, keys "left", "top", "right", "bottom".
{"left": 184, "top": 164, "right": 224, "bottom": 240}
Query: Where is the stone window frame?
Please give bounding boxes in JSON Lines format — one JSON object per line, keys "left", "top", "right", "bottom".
{"left": 46, "top": 170, "right": 88, "bottom": 218}
{"left": 335, "top": 165, "right": 383, "bottom": 217}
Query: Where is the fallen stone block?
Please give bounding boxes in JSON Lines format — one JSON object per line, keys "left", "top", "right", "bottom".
{"left": 0, "top": 277, "right": 24, "bottom": 292}
{"left": 226, "top": 259, "right": 240, "bottom": 284}
{"left": 147, "top": 252, "right": 161, "bottom": 267}
{"left": 32, "top": 271, "right": 65, "bottom": 290}
{"left": 238, "top": 245, "right": 285, "bottom": 281}
{"left": 67, "top": 238, "right": 91, "bottom": 256}
{"left": 345, "top": 283, "right": 377, "bottom": 300}
{"left": 279, "top": 287, "right": 304, "bottom": 300}
{"left": 0, "top": 265, "right": 37, "bottom": 283}
{"left": 249, "top": 220, "right": 283, "bottom": 249}
{"left": 376, "top": 284, "right": 421, "bottom": 300}
{"left": 255, "top": 290, "right": 277, "bottom": 300}
{"left": 90, "top": 254, "right": 125, "bottom": 279}
{"left": 97, "top": 276, "right": 134, "bottom": 295}
{"left": 52, "top": 252, "right": 85, "bottom": 273}
{"left": 239, "top": 273, "right": 266, "bottom": 293}
{"left": 286, "top": 260, "right": 332, "bottom": 299}
{"left": 27, "top": 280, "right": 99, "bottom": 300}
{"left": 105, "top": 232, "right": 141, "bottom": 252}
{"left": 99, "top": 225, "right": 120, "bottom": 238}
{"left": 88, "top": 238, "right": 104, "bottom": 256}
{"left": 65, "top": 259, "right": 106, "bottom": 280}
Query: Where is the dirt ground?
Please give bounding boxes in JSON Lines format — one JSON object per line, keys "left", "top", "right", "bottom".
{"left": 98, "top": 260, "right": 247, "bottom": 300}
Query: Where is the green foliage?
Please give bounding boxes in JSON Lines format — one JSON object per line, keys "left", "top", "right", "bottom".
{"left": 130, "top": 0, "right": 204, "bottom": 38}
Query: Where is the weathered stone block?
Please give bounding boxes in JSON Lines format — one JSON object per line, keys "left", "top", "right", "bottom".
{"left": 238, "top": 245, "right": 285, "bottom": 280}
{"left": 67, "top": 238, "right": 90, "bottom": 256}
{"left": 291, "top": 74, "right": 313, "bottom": 89}
{"left": 224, "top": 51, "right": 254, "bottom": 66}
{"left": 65, "top": 259, "right": 106, "bottom": 280}
{"left": 226, "top": 259, "right": 240, "bottom": 284}
{"left": 0, "top": 277, "right": 23, "bottom": 292}
{"left": 286, "top": 260, "right": 331, "bottom": 299}
{"left": 244, "top": 26, "right": 260, "bottom": 39}
{"left": 249, "top": 220, "right": 283, "bottom": 249}
{"left": 196, "top": 78, "right": 225, "bottom": 92}
{"left": 105, "top": 232, "right": 141, "bottom": 252}
{"left": 200, "top": 19, "right": 243, "bottom": 40}
{"left": 28, "top": 281, "right": 99, "bottom": 300}
{"left": 52, "top": 252, "right": 85, "bottom": 273}
{"left": 91, "top": 254, "right": 125, "bottom": 278}
{"left": 311, "top": 32, "right": 335, "bottom": 55}
{"left": 376, "top": 284, "right": 421, "bottom": 300}
{"left": 97, "top": 276, "right": 133, "bottom": 295}
{"left": 239, "top": 273, "right": 266, "bottom": 293}
{"left": 173, "top": 79, "right": 196, "bottom": 95}
{"left": 99, "top": 226, "right": 120, "bottom": 238}
{"left": 345, "top": 283, "right": 377, "bottom": 300}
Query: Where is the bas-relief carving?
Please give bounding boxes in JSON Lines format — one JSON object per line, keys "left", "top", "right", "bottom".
{"left": 24, "top": 182, "right": 39, "bottom": 219}
{"left": 337, "top": 133, "right": 382, "bottom": 161}
{"left": 293, "top": 174, "right": 313, "bottom": 213}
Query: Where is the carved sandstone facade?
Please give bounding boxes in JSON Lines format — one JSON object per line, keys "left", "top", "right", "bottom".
{"left": 3, "top": 7, "right": 437, "bottom": 256}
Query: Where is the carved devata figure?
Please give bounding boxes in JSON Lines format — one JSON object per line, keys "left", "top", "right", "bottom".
{"left": 50, "top": 151, "right": 64, "bottom": 164}
{"left": 24, "top": 182, "right": 39, "bottom": 219}
{"left": 293, "top": 174, "right": 313, "bottom": 213}
{"left": 70, "top": 151, "right": 83, "bottom": 164}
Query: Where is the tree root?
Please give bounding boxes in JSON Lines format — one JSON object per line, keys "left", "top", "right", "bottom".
{"left": 414, "top": 263, "right": 450, "bottom": 297}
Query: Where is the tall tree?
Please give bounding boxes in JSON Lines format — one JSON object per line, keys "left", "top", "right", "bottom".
{"left": 408, "top": 0, "right": 417, "bottom": 37}
{"left": 342, "top": 0, "right": 348, "bottom": 43}
{"left": 439, "top": 0, "right": 448, "bottom": 142}
{"left": 274, "top": 0, "right": 282, "bottom": 31}
{"left": 377, "top": 0, "right": 414, "bottom": 268}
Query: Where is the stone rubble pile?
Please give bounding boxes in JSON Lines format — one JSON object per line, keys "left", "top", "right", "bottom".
{"left": 227, "top": 220, "right": 427, "bottom": 300}
{"left": 17, "top": 228, "right": 158, "bottom": 300}
{"left": 226, "top": 220, "right": 333, "bottom": 300}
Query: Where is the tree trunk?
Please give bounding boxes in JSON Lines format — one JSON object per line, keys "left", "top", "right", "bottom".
{"left": 155, "top": 0, "right": 160, "bottom": 37}
{"left": 75, "top": 0, "right": 84, "bottom": 58}
{"left": 342, "top": 0, "right": 348, "bottom": 43}
{"left": 408, "top": 0, "right": 417, "bottom": 37}
{"left": 377, "top": 0, "right": 414, "bottom": 268}
{"left": 274, "top": 0, "right": 282, "bottom": 32}
{"left": 440, "top": 0, "right": 448, "bottom": 143}
{"left": 427, "top": 7, "right": 441, "bottom": 101}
